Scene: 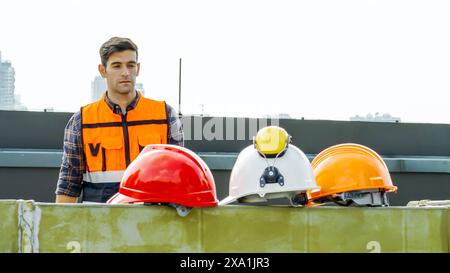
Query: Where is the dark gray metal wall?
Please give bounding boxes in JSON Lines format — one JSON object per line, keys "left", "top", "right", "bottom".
{"left": 1, "top": 110, "right": 450, "bottom": 206}
{"left": 3, "top": 111, "right": 450, "bottom": 155}
{"left": 0, "top": 110, "right": 69, "bottom": 149}
{"left": 1, "top": 168, "right": 448, "bottom": 206}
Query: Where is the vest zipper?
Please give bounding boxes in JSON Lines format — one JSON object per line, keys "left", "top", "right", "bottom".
{"left": 121, "top": 113, "right": 131, "bottom": 166}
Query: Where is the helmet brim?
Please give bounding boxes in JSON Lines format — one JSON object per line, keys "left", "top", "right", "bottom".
{"left": 107, "top": 192, "right": 140, "bottom": 204}
{"left": 218, "top": 195, "right": 238, "bottom": 206}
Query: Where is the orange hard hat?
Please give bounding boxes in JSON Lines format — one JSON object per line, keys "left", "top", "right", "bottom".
{"left": 307, "top": 143, "right": 397, "bottom": 206}
{"left": 107, "top": 144, "right": 218, "bottom": 215}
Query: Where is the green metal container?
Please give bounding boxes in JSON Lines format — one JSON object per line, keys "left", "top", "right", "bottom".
{"left": 0, "top": 200, "right": 20, "bottom": 252}
{"left": 1, "top": 200, "right": 449, "bottom": 253}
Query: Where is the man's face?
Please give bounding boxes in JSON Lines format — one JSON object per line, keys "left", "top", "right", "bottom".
{"left": 99, "top": 50, "right": 140, "bottom": 95}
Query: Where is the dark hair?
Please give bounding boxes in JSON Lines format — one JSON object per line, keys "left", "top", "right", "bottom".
{"left": 99, "top": 37, "right": 138, "bottom": 67}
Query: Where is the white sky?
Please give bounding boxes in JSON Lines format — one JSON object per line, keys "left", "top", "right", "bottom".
{"left": 1, "top": 0, "right": 450, "bottom": 123}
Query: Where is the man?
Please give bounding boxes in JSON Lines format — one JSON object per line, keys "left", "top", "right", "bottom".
{"left": 55, "top": 37, "right": 184, "bottom": 203}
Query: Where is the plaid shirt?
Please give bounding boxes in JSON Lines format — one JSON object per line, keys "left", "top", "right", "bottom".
{"left": 55, "top": 92, "right": 184, "bottom": 197}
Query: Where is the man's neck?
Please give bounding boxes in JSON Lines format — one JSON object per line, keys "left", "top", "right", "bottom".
{"left": 107, "top": 90, "right": 137, "bottom": 113}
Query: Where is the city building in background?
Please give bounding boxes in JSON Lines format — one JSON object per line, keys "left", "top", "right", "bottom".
{"left": 135, "top": 82, "right": 145, "bottom": 96}
{"left": 13, "top": 94, "right": 27, "bottom": 111}
{"left": 91, "top": 76, "right": 145, "bottom": 102}
{"left": 263, "top": 113, "right": 292, "bottom": 119}
{"left": 350, "top": 113, "right": 401, "bottom": 123}
{"left": 90, "top": 76, "right": 107, "bottom": 102}
{"left": 0, "top": 51, "right": 15, "bottom": 110}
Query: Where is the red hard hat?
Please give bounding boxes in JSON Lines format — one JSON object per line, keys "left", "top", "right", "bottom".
{"left": 107, "top": 144, "right": 218, "bottom": 207}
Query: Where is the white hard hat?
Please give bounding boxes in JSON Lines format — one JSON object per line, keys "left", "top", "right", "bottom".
{"left": 219, "top": 143, "right": 319, "bottom": 206}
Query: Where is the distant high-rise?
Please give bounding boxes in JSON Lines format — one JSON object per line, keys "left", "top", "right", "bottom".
{"left": 0, "top": 51, "right": 16, "bottom": 110}
{"left": 14, "top": 94, "right": 27, "bottom": 111}
{"left": 90, "top": 76, "right": 107, "bottom": 102}
{"left": 135, "top": 82, "right": 145, "bottom": 96}
{"left": 90, "top": 76, "right": 144, "bottom": 101}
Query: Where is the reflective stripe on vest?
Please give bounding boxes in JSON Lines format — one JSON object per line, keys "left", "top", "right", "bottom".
{"left": 82, "top": 170, "right": 123, "bottom": 202}
{"left": 80, "top": 93, "right": 168, "bottom": 202}
{"left": 83, "top": 170, "right": 125, "bottom": 183}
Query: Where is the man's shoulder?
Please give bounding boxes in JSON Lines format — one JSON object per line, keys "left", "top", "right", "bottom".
{"left": 81, "top": 98, "right": 102, "bottom": 110}
{"left": 165, "top": 103, "right": 179, "bottom": 120}
{"left": 164, "top": 102, "right": 176, "bottom": 112}
{"left": 140, "top": 96, "right": 165, "bottom": 105}
{"left": 65, "top": 110, "right": 82, "bottom": 132}
{"left": 69, "top": 110, "right": 82, "bottom": 121}
{"left": 139, "top": 96, "right": 175, "bottom": 114}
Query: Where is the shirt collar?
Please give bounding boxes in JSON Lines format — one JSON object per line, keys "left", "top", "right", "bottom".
{"left": 104, "top": 91, "right": 140, "bottom": 114}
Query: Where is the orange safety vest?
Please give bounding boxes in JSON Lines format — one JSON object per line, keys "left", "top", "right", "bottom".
{"left": 80, "top": 93, "right": 168, "bottom": 202}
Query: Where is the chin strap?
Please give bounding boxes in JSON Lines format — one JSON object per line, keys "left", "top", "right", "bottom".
{"left": 313, "top": 190, "right": 390, "bottom": 207}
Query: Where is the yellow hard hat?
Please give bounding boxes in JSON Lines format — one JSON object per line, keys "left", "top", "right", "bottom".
{"left": 254, "top": 126, "right": 291, "bottom": 157}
